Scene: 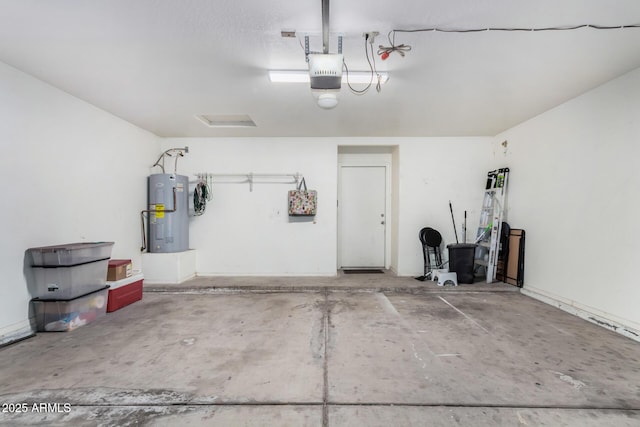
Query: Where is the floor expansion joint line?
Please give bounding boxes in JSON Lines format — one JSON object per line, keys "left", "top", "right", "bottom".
{"left": 66, "top": 402, "right": 326, "bottom": 408}
{"left": 64, "top": 402, "right": 640, "bottom": 411}
{"left": 438, "top": 295, "right": 491, "bottom": 334}
{"left": 144, "top": 287, "right": 519, "bottom": 295}
{"left": 322, "top": 288, "right": 330, "bottom": 427}
{"left": 321, "top": 402, "right": 640, "bottom": 410}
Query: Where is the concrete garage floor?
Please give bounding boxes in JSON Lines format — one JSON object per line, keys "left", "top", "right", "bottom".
{"left": 1, "top": 273, "right": 639, "bottom": 426}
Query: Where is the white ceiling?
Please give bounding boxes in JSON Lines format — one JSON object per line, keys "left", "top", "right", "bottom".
{"left": 1, "top": 0, "right": 640, "bottom": 138}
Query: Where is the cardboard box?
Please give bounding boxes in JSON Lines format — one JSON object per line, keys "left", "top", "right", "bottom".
{"left": 107, "top": 273, "right": 143, "bottom": 313}
{"left": 107, "top": 259, "right": 132, "bottom": 281}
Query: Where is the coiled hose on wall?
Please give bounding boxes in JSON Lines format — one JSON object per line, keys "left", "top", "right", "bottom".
{"left": 193, "top": 180, "right": 212, "bottom": 215}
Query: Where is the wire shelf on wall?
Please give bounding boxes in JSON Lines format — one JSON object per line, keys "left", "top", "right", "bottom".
{"left": 194, "top": 172, "right": 302, "bottom": 192}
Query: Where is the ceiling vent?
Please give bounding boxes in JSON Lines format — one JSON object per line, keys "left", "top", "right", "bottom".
{"left": 196, "top": 114, "right": 256, "bottom": 128}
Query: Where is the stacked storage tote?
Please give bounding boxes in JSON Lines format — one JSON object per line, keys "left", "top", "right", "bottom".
{"left": 28, "top": 242, "right": 114, "bottom": 332}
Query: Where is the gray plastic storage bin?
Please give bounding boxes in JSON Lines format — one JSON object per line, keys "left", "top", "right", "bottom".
{"left": 32, "top": 259, "right": 109, "bottom": 299}
{"left": 32, "top": 287, "right": 109, "bottom": 332}
{"left": 28, "top": 242, "right": 114, "bottom": 267}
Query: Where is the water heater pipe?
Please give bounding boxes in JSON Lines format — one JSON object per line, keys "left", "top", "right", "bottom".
{"left": 152, "top": 147, "right": 189, "bottom": 173}
{"left": 140, "top": 187, "right": 178, "bottom": 252}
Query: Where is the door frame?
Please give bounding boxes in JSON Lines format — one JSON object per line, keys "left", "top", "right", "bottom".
{"left": 337, "top": 154, "right": 392, "bottom": 270}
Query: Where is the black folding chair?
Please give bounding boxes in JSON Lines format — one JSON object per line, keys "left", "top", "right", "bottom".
{"left": 415, "top": 227, "right": 444, "bottom": 281}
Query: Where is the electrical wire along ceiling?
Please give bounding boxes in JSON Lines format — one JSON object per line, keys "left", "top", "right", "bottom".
{"left": 0, "top": 0, "right": 639, "bottom": 137}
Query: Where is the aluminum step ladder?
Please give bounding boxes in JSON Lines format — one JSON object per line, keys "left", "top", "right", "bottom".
{"left": 474, "top": 168, "right": 509, "bottom": 283}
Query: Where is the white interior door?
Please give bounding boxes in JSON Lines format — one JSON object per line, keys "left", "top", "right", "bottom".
{"left": 339, "top": 166, "right": 386, "bottom": 268}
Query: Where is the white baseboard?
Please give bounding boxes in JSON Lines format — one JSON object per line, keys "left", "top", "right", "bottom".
{"left": 521, "top": 286, "right": 640, "bottom": 343}
{"left": 0, "top": 319, "right": 34, "bottom": 347}
{"left": 194, "top": 272, "right": 337, "bottom": 278}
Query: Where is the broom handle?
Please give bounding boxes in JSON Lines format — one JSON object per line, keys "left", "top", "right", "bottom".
{"left": 449, "top": 201, "right": 459, "bottom": 244}
{"left": 463, "top": 210, "right": 467, "bottom": 244}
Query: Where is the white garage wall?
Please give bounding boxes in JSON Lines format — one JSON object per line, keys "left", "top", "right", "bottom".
{"left": 161, "top": 137, "right": 494, "bottom": 277}
{"left": 0, "top": 62, "right": 159, "bottom": 344}
{"left": 161, "top": 138, "right": 339, "bottom": 276}
{"left": 394, "top": 138, "right": 496, "bottom": 275}
{"left": 493, "top": 67, "right": 640, "bottom": 335}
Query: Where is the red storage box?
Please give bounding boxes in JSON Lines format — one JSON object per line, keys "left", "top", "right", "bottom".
{"left": 107, "top": 273, "right": 143, "bottom": 313}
